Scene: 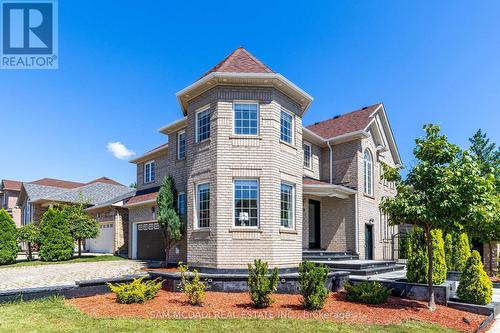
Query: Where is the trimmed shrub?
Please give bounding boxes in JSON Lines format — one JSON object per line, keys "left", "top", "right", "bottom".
{"left": 0, "top": 209, "right": 18, "bottom": 265}
{"left": 179, "top": 262, "right": 207, "bottom": 306}
{"left": 299, "top": 260, "right": 329, "bottom": 310}
{"left": 247, "top": 259, "right": 279, "bottom": 308}
{"left": 108, "top": 278, "right": 162, "bottom": 304}
{"left": 406, "top": 228, "right": 447, "bottom": 284}
{"left": 344, "top": 281, "right": 392, "bottom": 304}
{"left": 457, "top": 250, "right": 492, "bottom": 305}
{"left": 17, "top": 224, "right": 40, "bottom": 261}
{"left": 39, "top": 208, "right": 74, "bottom": 262}
{"left": 445, "top": 231, "right": 471, "bottom": 272}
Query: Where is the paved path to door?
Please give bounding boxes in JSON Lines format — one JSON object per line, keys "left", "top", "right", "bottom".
{"left": 0, "top": 260, "right": 147, "bottom": 291}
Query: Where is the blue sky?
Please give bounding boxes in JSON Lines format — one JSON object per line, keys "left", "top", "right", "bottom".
{"left": 1, "top": 1, "right": 499, "bottom": 186}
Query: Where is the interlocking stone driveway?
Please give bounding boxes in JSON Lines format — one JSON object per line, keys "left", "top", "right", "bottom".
{"left": 0, "top": 260, "right": 148, "bottom": 291}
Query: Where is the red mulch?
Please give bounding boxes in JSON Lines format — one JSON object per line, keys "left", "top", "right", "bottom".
{"left": 489, "top": 275, "right": 500, "bottom": 282}
{"left": 66, "top": 291, "right": 488, "bottom": 332}
{"left": 142, "top": 267, "right": 179, "bottom": 273}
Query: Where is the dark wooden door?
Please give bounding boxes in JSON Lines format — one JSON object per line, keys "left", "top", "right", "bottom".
{"left": 365, "top": 224, "right": 374, "bottom": 260}
{"left": 308, "top": 200, "right": 321, "bottom": 249}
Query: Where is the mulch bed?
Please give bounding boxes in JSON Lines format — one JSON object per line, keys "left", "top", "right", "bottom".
{"left": 489, "top": 275, "right": 500, "bottom": 282}
{"left": 66, "top": 291, "right": 488, "bottom": 332}
{"left": 141, "top": 267, "right": 179, "bottom": 273}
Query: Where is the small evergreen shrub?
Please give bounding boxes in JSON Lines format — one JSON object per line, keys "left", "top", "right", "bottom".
{"left": 456, "top": 251, "right": 492, "bottom": 305}
{"left": 107, "top": 278, "right": 162, "bottom": 304}
{"left": 39, "top": 208, "right": 74, "bottom": 262}
{"left": 344, "top": 281, "right": 392, "bottom": 304}
{"left": 406, "top": 228, "right": 447, "bottom": 284}
{"left": 247, "top": 259, "right": 279, "bottom": 308}
{"left": 445, "top": 231, "right": 471, "bottom": 272}
{"left": 0, "top": 209, "right": 18, "bottom": 265}
{"left": 299, "top": 260, "right": 329, "bottom": 310}
{"left": 179, "top": 262, "right": 207, "bottom": 306}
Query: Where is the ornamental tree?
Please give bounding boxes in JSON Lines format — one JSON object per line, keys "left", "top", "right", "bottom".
{"left": 0, "top": 209, "right": 18, "bottom": 265}
{"left": 63, "top": 203, "right": 99, "bottom": 257}
{"left": 156, "top": 176, "right": 182, "bottom": 266}
{"left": 17, "top": 224, "right": 40, "bottom": 261}
{"left": 380, "top": 124, "right": 498, "bottom": 310}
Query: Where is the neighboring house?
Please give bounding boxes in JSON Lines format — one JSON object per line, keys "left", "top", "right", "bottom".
{"left": 125, "top": 47, "right": 402, "bottom": 272}
{"left": 16, "top": 177, "right": 134, "bottom": 255}
{"left": 0, "top": 179, "right": 23, "bottom": 227}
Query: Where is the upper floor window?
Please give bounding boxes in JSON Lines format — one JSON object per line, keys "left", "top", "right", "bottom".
{"left": 196, "top": 108, "right": 211, "bottom": 142}
{"left": 234, "top": 179, "right": 259, "bottom": 227}
{"left": 234, "top": 103, "right": 258, "bottom": 135}
{"left": 177, "top": 130, "right": 186, "bottom": 160}
{"left": 363, "top": 149, "right": 373, "bottom": 196}
{"left": 197, "top": 183, "right": 210, "bottom": 228}
{"left": 303, "top": 142, "right": 312, "bottom": 168}
{"left": 144, "top": 160, "right": 155, "bottom": 184}
{"left": 280, "top": 182, "right": 294, "bottom": 228}
{"left": 178, "top": 192, "right": 186, "bottom": 216}
{"left": 280, "top": 111, "right": 293, "bottom": 144}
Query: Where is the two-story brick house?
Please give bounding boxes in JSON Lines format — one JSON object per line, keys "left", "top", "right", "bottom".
{"left": 0, "top": 179, "right": 23, "bottom": 227}
{"left": 126, "top": 48, "right": 402, "bottom": 271}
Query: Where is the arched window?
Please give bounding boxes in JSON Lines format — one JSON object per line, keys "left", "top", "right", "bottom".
{"left": 364, "top": 149, "right": 373, "bottom": 196}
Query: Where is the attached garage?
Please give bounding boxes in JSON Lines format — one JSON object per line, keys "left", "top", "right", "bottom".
{"left": 135, "top": 222, "right": 165, "bottom": 260}
{"left": 86, "top": 223, "right": 115, "bottom": 253}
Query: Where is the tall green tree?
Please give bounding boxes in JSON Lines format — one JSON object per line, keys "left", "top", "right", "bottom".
{"left": 381, "top": 124, "right": 498, "bottom": 310}
{"left": 39, "top": 207, "right": 74, "bottom": 261}
{"left": 17, "top": 224, "right": 40, "bottom": 261}
{"left": 0, "top": 209, "right": 18, "bottom": 265}
{"left": 156, "top": 176, "right": 182, "bottom": 265}
{"left": 63, "top": 203, "right": 99, "bottom": 257}
{"left": 468, "top": 129, "right": 500, "bottom": 274}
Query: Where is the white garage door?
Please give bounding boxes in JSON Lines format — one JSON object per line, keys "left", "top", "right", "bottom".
{"left": 86, "top": 223, "right": 114, "bottom": 253}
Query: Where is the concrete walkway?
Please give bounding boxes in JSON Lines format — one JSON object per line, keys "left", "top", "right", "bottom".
{"left": 0, "top": 260, "right": 147, "bottom": 291}
{"left": 487, "top": 289, "right": 500, "bottom": 332}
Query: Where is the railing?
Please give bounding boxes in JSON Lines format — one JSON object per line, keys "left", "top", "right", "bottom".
{"left": 382, "top": 232, "right": 409, "bottom": 264}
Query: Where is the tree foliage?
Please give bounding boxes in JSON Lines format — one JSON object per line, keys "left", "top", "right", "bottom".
{"left": 0, "top": 209, "right": 18, "bottom": 265}
{"left": 63, "top": 203, "right": 99, "bottom": 257}
{"left": 444, "top": 231, "right": 471, "bottom": 272}
{"left": 456, "top": 250, "right": 492, "bottom": 305}
{"left": 380, "top": 124, "right": 498, "bottom": 310}
{"left": 407, "top": 228, "right": 446, "bottom": 285}
{"left": 469, "top": 129, "right": 500, "bottom": 191}
{"left": 17, "top": 224, "right": 40, "bottom": 261}
{"left": 156, "top": 176, "right": 182, "bottom": 265}
{"left": 39, "top": 208, "right": 74, "bottom": 262}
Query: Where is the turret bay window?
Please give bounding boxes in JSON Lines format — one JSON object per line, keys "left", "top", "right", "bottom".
{"left": 280, "top": 111, "right": 293, "bottom": 144}
{"left": 363, "top": 149, "right": 373, "bottom": 196}
{"left": 196, "top": 108, "right": 211, "bottom": 142}
{"left": 234, "top": 103, "right": 258, "bottom": 135}
{"left": 280, "top": 183, "right": 294, "bottom": 228}
{"left": 197, "top": 183, "right": 210, "bottom": 228}
{"left": 303, "top": 142, "right": 312, "bottom": 168}
{"left": 178, "top": 192, "right": 186, "bottom": 216}
{"left": 234, "top": 179, "right": 259, "bottom": 227}
{"left": 177, "top": 131, "right": 186, "bottom": 160}
{"left": 144, "top": 161, "right": 155, "bottom": 184}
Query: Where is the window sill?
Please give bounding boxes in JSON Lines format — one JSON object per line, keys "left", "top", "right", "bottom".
{"left": 279, "top": 228, "right": 297, "bottom": 234}
{"left": 363, "top": 193, "right": 375, "bottom": 200}
{"left": 229, "top": 227, "right": 263, "bottom": 233}
{"left": 192, "top": 228, "right": 211, "bottom": 233}
{"left": 280, "top": 140, "right": 297, "bottom": 150}
{"left": 229, "top": 135, "right": 262, "bottom": 140}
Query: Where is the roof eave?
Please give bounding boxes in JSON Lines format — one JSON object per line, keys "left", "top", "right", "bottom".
{"left": 123, "top": 198, "right": 157, "bottom": 208}
{"left": 158, "top": 117, "right": 188, "bottom": 135}
{"left": 129, "top": 145, "right": 169, "bottom": 164}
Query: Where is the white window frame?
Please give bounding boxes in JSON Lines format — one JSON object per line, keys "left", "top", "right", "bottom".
{"left": 303, "top": 141, "right": 312, "bottom": 169}
{"left": 177, "top": 192, "right": 186, "bottom": 216}
{"left": 144, "top": 160, "right": 155, "bottom": 184}
{"left": 233, "top": 101, "right": 259, "bottom": 136}
{"left": 196, "top": 183, "right": 210, "bottom": 229}
{"left": 232, "top": 179, "right": 260, "bottom": 228}
{"left": 280, "top": 110, "right": 294, "bottom": 144}
{"left": 195, "top": 107, "right": 211, "bottom": 143}
{"left": 280, "top": 182, "right": 295, "bottom": 229}
{"left": 364, "top": 149, "right": 373, "bottom": 196}
{"left": 177, "top": 130, "right": 186, "bottom": 160}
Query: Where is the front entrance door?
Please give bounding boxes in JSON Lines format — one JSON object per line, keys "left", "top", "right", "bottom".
{"left": 309, "top": 200, "right": 321, "bottom": 249}
{"left": 365, "top": 224, "right": 374, "bottom": 260}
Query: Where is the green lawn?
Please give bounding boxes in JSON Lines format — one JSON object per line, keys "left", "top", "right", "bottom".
{"left": 0, "top": 255, "right": 125, "bottom": 268}
{"left": 0, "top": 297, "right": 458, "bottom": 333}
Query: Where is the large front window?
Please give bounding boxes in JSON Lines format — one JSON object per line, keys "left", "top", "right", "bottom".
{"left": 364, "top": 149, "right": 373, "bottom": 195}
{"left": 234, "top": 179, "right": 259, "bottom": 227}
{"left": 234, "top": 103, "right": 258, "bottom": 135}
{"left": 303, "top": 142, "right": 311, "bottom": 168}
{"left": 177, "top": 131, "right": 186, "bottom": 160}
{"left": 197, "top": 183, "right": 210, "bottom": 228}
{"left": 144, "top": 161, "right": 155, "bottom": 183}
{"left": 196, "top": 108, "right": 211, "bottom": 142}
{"left": 280, "top": 183, "right": 294, "bottom": 228}
{"left": 280, "top": 111, "right": 293, "bottom": 144}
{"left": 178, "top": 192, "right": 186, "bottom": 216}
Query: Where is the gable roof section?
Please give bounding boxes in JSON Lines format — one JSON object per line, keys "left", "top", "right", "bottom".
{"left": 200, "top": 47, "right": 274, "bottom": 79}
{"left": 129, "top": 143, "right": 168, "bottom": 164}
{"left": 1, "top": 179, "right": 22, "bottom": 191}
{"left": 29, "top": 178, "right": 83, "bottom": 189}
{"left": 306, "top": 104, "right": 381, "bottom": 139}
{"left": 85, "top": 177, "right": 123, "bottom": 186}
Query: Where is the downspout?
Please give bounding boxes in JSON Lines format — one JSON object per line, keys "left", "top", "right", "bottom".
{"left": 327, "top": 141, "right": 333, "bottom": 184}
{"left": 354, "top": 192, "right": 359, "bottom": 254}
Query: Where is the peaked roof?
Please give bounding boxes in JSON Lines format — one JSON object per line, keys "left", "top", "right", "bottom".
{"left": 200, "top": 47, "right": 274, "bottom": 79}
{"left": 306, "top": 103, "right": 381, "bottom": 139}
{"left": 85, "top": 177, "right": 123, "bottom": 186}
{"left": 1, "top": 179, "right": 22, "bottom": 191}
{"left": 29, "top": 178, "right": 83, "bottom": 189}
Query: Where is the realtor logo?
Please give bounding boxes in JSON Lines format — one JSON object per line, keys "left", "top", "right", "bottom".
{"left": 1, "top": 0, "right": 58, "bottom": 69}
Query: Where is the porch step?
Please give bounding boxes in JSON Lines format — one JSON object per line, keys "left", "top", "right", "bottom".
{"left": 302, "top": 251, "right": 359, "bottom": 262}
{"left": 312, "top": 259, "right": 406, "bottom": 276}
